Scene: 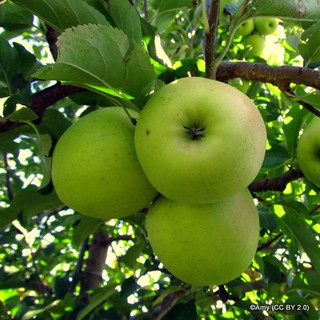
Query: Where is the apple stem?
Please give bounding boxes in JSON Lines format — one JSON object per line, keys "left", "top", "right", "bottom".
{"left": 184, "top": 126, "right": 205, "bottom": 140}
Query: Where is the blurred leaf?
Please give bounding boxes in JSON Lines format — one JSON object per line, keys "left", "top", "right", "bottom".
{"left": 299, "top": 21, "right": 320, "bottom": 66}
{"left": 0, "top": 186, "right": 63, "bottom": 228}
{"left": 5, "top": 106, "right": 38, "bottom": 122}
{"left": 0, "top": 1, "right": 33, "bottom": 31}
{"left": 120, "top": 276, "right": 137, "bottom": 300}
{"left": 262, "top": 256, "right": 282, "bottom": 284}
{"left": 282, "top": 106, "right": 309, "bottom": 157}
{"left": 12, "top": 0, "right": 109, "bottom": 32}
{"left": 120, "top": 242, "right": 145, "bottom": 269}
{"left": 0, "top": 35, "right": 19, "bottom": 97}
{"left": 258, "top": 207, "right": 277, "bottom": 232}
{"left": 156, "top": 0, "right": 193, "bottom": 12}
{"left": 278, "top": 207, "right": 320, "bottom": 276}
{"left": 262, "top": 143, "right": 290, "bottom": 168}
{"left": 72, "top": 215, "right": 103, "bottom": 247}
{"left": 77, "top": 284, "right": 117, "bottom": 320}
{"left": 107, "top": 0, "right": 142, "bottom": 44}
{"left": 38, "top": 133, "right": 52, "bottom": 189}
{"left": 162, "top": 303, "right": 197, "bottom": 320}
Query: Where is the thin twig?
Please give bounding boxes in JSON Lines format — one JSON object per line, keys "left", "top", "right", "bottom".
{"left": 205, "top": 0, "right": 220, "bottom": 79}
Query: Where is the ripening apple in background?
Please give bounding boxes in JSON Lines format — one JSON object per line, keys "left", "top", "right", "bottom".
{"left": 236, "top": 18, "right": 254, "bottom": 36}
{"left": 146, "top": 189, "right": 260, "bottom": 286}
{"left": 51, "top": 107, "right": 158, "bottom": 220}
{"left": 297, "top": 116, "right": 320, "bottom": 187}
{"left": 254, "top": 17, "right": 278, "bottom": 35}
{"left": 244, "top": 34, "right": 265, "bottom": 57}
{"left": 134, "top": 77, "right": 267, "bottom": 204}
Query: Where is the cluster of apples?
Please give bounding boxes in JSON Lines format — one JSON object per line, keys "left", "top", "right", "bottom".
{"left": 236, "top": 16, "right": 279, "bottom": 57}
{"left": 51, "top": 77, "right": 267, "bottom": 286}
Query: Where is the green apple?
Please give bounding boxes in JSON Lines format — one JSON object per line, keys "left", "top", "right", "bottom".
{"left": 236, "top": 18, "right": 254, "bottom": 36}
{"left": 297, "top": 116, "right": 320, "bottom": 187}
{"left": 254, "top": 17, "right": 278, "bottom": 35}
{"left": 146, "top": 189, "right": 260, "bottom": 286}
{"left": 51, "top": 107, "right": 158, "bottom": 220}
{"left": 244, "top": 33, "right": 265, "bottom": 57}
{"left": 134, "top": 77, "right": 266, "bottom": 204}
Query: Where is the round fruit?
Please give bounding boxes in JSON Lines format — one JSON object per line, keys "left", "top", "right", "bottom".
{"left": 254, "top": 17, "right": 278, "bottom": 35}
{"left": 51, "top": 107, "right": 158, "bottom": 220}
{"left": 297, "top": 116, "right": 320, "bottom": 187}
{"left": 134, "top": 77, "right": 266, "bottom": 204}
{"left": 244, "top": 33, "right": 265, "bottom": 57}
{"left": 236, "top": 18, "right": 254, "bottom": 36}
{"left": 146, "top": 189, "right": 260, "bottom": 286}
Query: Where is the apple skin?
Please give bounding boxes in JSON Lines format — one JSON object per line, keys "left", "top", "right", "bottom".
{"left": 51, "top": 107, "right": 158, "bottom": 220}
{"left": 244, "top": 34, "right": 265, "bottom": 57}
{"left": 146, "top": 189, "right": 260, "bottom": 286}
{"left": 297, "top": 116, "right": 320, "bottom": 187}
{"left": 254, "top": 17, "right": 278, "bottom": 35}
{"left": 236, "top": 18, "right": 254, "bottom": 36}
{"left": 134, "top": 77, "right": 267, "bottom": 204}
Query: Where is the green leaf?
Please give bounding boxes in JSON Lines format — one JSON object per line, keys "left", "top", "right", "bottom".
{"left": 0, "top": 35, "right": 19, "bottom": 97}
{"left": 120, "top": 242, "right": 145, "bottom": 269}
{"left": 12, "top": 0, "right": 109, "bottom": 32}
{"left": 13, "top": 42, "right": 42, "bottom": 80}
{"left": 262, "top": 144, "right": 290, "bottom": 168}
{"left": 299, "top": 21, "right": 320, "bottom": 66}
{"left": 76, "top": 284, "right": 117, "bottom": 320}
{"left": 278, "top": 207, "right": 320, "bottom": 276}
{"left": 0, "top": 1, "right": 33, "bottom": 31}
{"left": 72, "top": 215, "right": 103, "bottom": 246}
{"left": 162, "top": 303, "right": 197, "bottom": 320}
{"left": 157, "top": 0, "right": 193, "bottom": 12}
{"left": 123, "top": 44, "right": 156, "bottom": 98}
{"left": 107, "top": 0, "right": 142, "bottom": 44}
{"left": 38, "top": 133, "right": 52, "bottom": 189}
{"left": 5, "top": 106, "right": 38, "bottom": 122}
{"left": 0, "top": 186, "right": 63, "bottom": 228}
{"left": 282, "top": 106, "right": 309, "bottom": 157}
{"left": 33, "top": 24, "right": 155, "bottom": 100}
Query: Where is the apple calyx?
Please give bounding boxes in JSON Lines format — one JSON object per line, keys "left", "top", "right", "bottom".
{"left": 184, "top": 125, "right": 205, "bottom": 141}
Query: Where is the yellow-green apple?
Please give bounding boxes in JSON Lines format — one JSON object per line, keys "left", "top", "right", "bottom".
{"left": 134, "top": 77, "right": 267, "bottom": 204}
{"left": 297, "top": 116, "right": 320, "bottom": 187}
{"left": 254, "top": 17, "right": 278, "bottom": 35}
{"left": 146, "top": 189, "right": 260, "bottom": 286}
{"left": 236, "top": 18, "right": 254, "bottom": 36}
{"left": 51, "top": 107, "right": 158, "bottom": 220}
{"left": 244, "top": 33, "right": 265, "bottom": 57}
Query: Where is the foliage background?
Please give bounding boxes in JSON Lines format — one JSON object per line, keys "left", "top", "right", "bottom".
{"left": 0, "top": 0, "right": 320, "bottom": 319}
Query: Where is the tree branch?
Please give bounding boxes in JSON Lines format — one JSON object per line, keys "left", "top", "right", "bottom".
{"left": 152, "top": 289, "right": 190, "bottom": 320}
{"left": 249, "top": 169, "right": 304, "bottom": 193}
{"left": 81, "top": 231, "right": 111, "bottom": 295}
{"left": 205, "top": 0, "right": 220, "bottom": 79}
{"left": 216, "top": 61, "right": 320, "bottom": 91}
{"left": 45, "top": 23, "right": 59, "bottom": 61}
{"left": 0, "top": 83, "right": 84, "bottom": 134}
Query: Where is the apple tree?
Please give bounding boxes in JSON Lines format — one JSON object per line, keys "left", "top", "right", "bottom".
{"left": 0, "top": 0, "right": 320, "bottom": 319}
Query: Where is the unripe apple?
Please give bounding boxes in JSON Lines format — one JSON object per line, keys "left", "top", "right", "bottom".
{"left": 297, "top": 116, "right": 320, "bottom": 187}
{"left": 51, "top": 107, "right": 158, "bottom": 220}
{"left": 236, "top": 18, "right": 254, "bottom": 36}
{"left": 146, "top": 189, "right": 260, "bottom": 286}
{"left": 244, "top": 33, "right": 265, "bottom": 57}
{"left": 134, "top": 77, "right": 266, "bottom": 204}
{"left": 254, "top": 17, "right": 278, "bottom": 35}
